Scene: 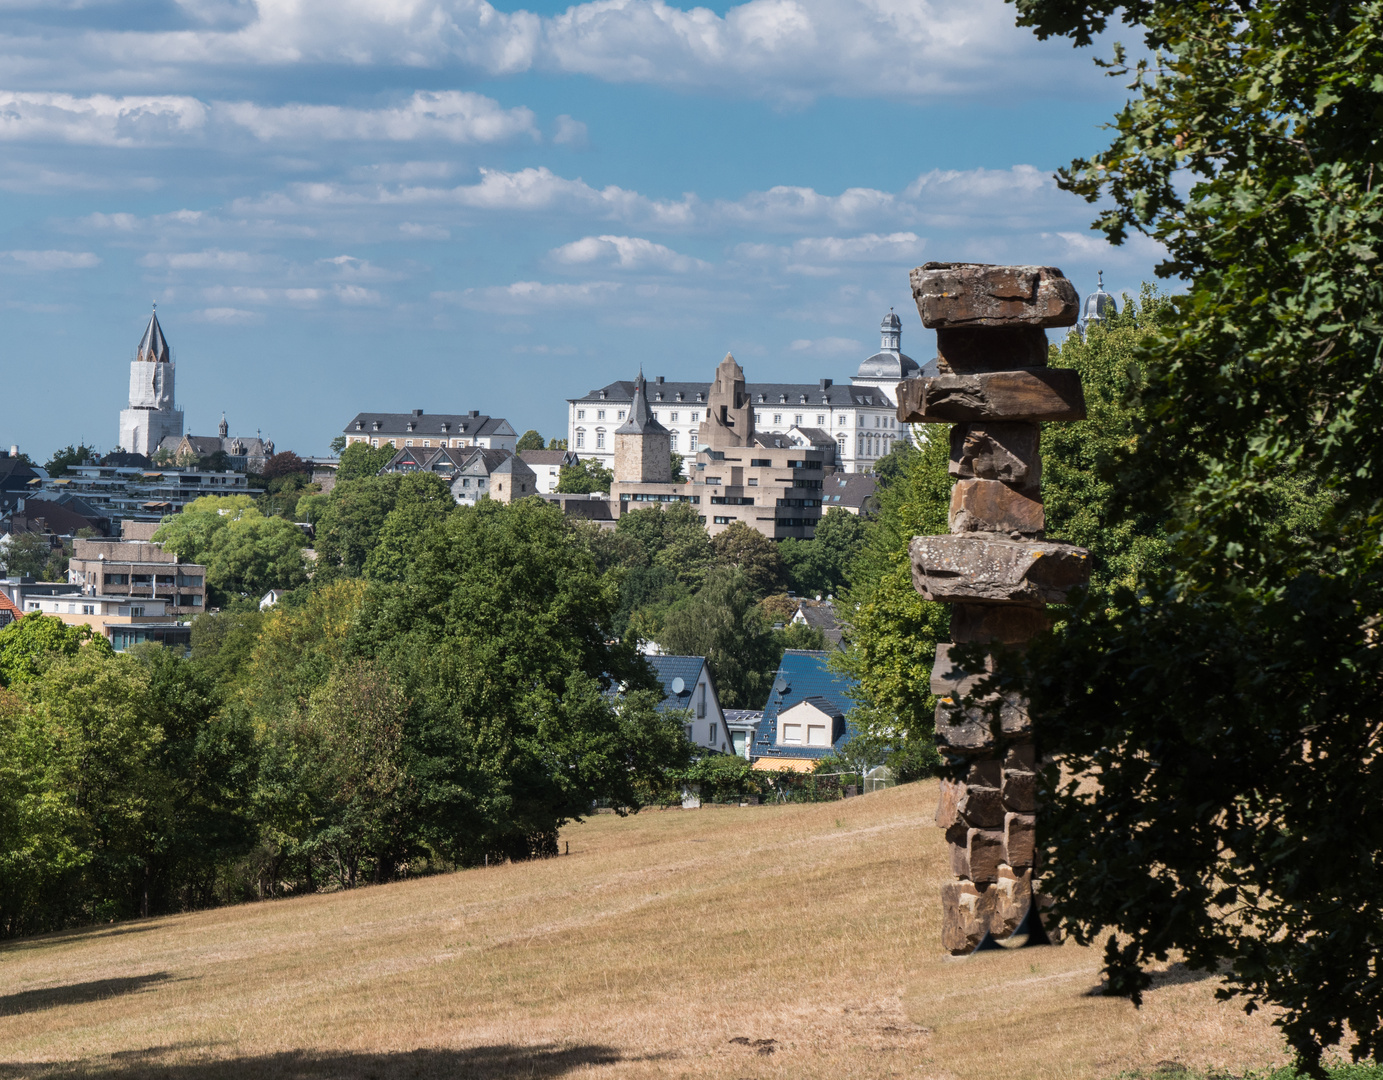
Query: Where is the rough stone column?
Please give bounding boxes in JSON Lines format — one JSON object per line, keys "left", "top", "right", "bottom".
{"left": 895, "top": 262, "right": 1091, "bottom": 955}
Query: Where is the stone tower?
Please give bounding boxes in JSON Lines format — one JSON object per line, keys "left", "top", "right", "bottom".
{"left": 118, "top": 305, "right": 184, "bottom": 457}
{"left": 613, "top": 372, "right": 672, "bottom": 484}
{"left": 700, "top": 353, "right": 754, "bottom": 451}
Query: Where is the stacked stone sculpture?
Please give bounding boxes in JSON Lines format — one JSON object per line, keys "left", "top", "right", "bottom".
{"left": 894, "top": 263, "right": 1091, "bottom": 955}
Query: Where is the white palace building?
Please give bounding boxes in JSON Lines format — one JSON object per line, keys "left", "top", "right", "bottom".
{"left": 565, "top": 313, "right": 930, "bottom": 475}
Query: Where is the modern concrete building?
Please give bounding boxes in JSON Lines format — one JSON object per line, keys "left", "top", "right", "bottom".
{"left": 67, "top": 521, "right": 207, "bottom": 615}
{"left": 118, "top": 306, "right": 184, "bottom": 458}
{"left": 343, "top": 410, "right": 516, "bottom": 454}
{"left": 38, "top": 464, "right": 250, "bottom": 525}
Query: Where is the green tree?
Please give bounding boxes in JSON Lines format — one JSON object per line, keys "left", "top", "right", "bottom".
{"left": 43, "top": 443, "right": 96, "bottom": 477}
{"left": 557, "top": 457, "right": 613, "bottom": 494}
{"left": 352, "top": 499, "right": 685, "bottom": 863}
{"left": 779, "top": 508, "right": 871, "bottom": 598}
{"left": 154, "top": 496, "right": 307, "bottom": 603}
{"left": 362, "top": 472, "right": 455, "bottom": 584}
{"left": 310, "top": 475, "right": 402, "bottom": 579}
{"left": 615, "top": 502, "right": 715, "bottom": 590}
{"left": 189, "top": 609, "right": 265, "bottom": 693}
{"left": 2, "top": 532, "right": 55, "bottom": 579}
{"left": 1005, "top": 0, "right": 1383, "bottom": 1069}
{"left": 0, "top": 614, "right": 110, "bottom": 688}
{"left": 335, "top": 440, "right": 396, "bottom": 483}
{"left": 669, "top": 451, "right": 685, "bottom": 482}
{"left": 657, "top": 566, "right": 777, "bottom": 708}
{"left": 329, "top": 435, "right": 346, "bottom": 454}
{"left": 547, "top": 437, "right": 568, "bottom": 450}
{"left": 515, "top": 429, "right": 546, "bottom": 453}
{"left": 710, "top": 522, "right": 783, "bottom": 598}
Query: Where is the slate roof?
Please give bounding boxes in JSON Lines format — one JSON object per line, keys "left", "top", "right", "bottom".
{"left": 821, "top": 473, "right": 878, "bottom": 514}
{"left": 0, "top": 455, "right": 38, "bottom": 494}
{"left": 344, "top": 411, "right": 514, "bottom": 439}
{"left": 520, "top": 450, "right": 578, "bottom": 468}
{"left": 137, "top": 306, "right": 170, "bottom": 363}
{"left": 646, "top": 654, "right": 707, "bottom": 715}
{"left": 794, "top": 599, "right": 844, "bottom": 648}
{"left": 615, "top": 373, "right": 668, "bottom": 436}
{"left": 751, "top": 650, "right": 858, "bottom": 761}
{"left": 788, "top": 426, "right": 836, "bottom": 448}
{"left": 571, "top": 379, "right": 890, "bottom": 410}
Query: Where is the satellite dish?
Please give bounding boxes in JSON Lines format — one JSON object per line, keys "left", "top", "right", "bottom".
{"left": 671, "top": 676, "right": 686, "bottom": 695}
{"left": 774, "top": 678, "right": 788, "bottom": 694}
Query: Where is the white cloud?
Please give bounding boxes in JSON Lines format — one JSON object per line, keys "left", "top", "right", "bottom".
{"left": 0, "top": 249, "right": 100, "bottom": 269}
{"left": 218, "top": 91, "right": 538, "bottom": 144}
{"left": 195, "top": 306, "right": 261, "bottom": 324}
{"left": 789, "top": 336, "right": 865, "bottom": 356}
{"left": 437, "top": 279, "right": 624, "bottom": 314}
{"left": 138, "top": 248, "right": 260, "bottom": 270}
{"left": 0, "top": 93, "right": 207, "bottom": 146}
{"left": 553, "top": 114, "right": 588, "bottom": 147}
{"left": 14, "top": 0, "right": 1105, "bottom": 104}
{"left": 399, "top": 222, "right": 451, "bottom": 239}
{"left": 549, "top": 234, "right": 708, "bottom": 272}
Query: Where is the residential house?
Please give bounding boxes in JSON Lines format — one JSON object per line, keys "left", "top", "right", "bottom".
{"left": 0, "top": 591, "right": 22, "bottom": 629}
{"left": 646, "top": 655, "right": 731, "bottom": 754}
{"left": 66, "top": 520, "right": 207, "bottom": 615}
{"left": 380, "top": 445, "right": 537, "bottom": 505}
{"left": 18, "top": 591, "right": 190, "bottom": 651}
{"left": 792, "top": 598, "right": 844, "bottom": 649}
{"left": 750, "top": 649, "right": 858, "bottom": 770}
{"left": 35, "top": 463, "right": 250, "bottom": 525}
{"left": 519, "top": 448, "right": 579, "bottom": 494}
{"left": 343, "top": 410, "right": 517, "bottom": 454}
{"left": 0, "top": 451, "right": 39, "bottom": 512}
{"left": 820, "top": 472, "right": 879, "bottom": 517}
{"left": 722, "top": 709, "right": 763, "bottom": 759}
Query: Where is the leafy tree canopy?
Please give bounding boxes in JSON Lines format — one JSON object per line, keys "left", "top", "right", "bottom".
{"left": 335, "top": 441, "right": 396, "bottom": 483}
{"left": 515, "top": 429, "right": 546, "bottom": 453}
{"left": 260, "top": 452, "right": 309, "bottom": 481}
{"left": 0, "top": 614, "right": 110, "bottom": 688}
{"left": 779, "top": 508, "right": 870, "bottom": 598}
{"left": 43, "top": 444, "right": 97, "bottom": 478}
{"left": 709, "top": 522, "right": 783, "bottom": 598}
{"left": 557, "top": 457, "right": 613, "bottom": 494}
{"left": 1002, "top": 0, "right": 1383, "bottom": 1069}
{"left": 1, "top": 532, "right": 56, "bottom": 580}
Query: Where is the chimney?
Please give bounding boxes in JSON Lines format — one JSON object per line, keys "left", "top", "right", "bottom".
{"left": 656, "top": 376, "right": 665, "bottom": 384}
{"left": 469, "top": 410, "right": 480, "bottom": 418}
{"left": 819, "top": 378, "right": 832, "bottom": 389}
{"left": 8, "top": 445, "right": 17, "bottom": 457}
{"left": 412, "top": 409, "right": 423, "bottom": 417}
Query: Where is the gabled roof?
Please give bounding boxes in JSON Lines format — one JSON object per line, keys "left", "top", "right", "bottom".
{"left": 752, "top": 650, "right": 858, "bottom": 759}
{"left": 0, "top": 455, "right": 38, "bottom": 491}
{"left": 822, "top": 473, "right": 878, "bottom": 513}
{"left": 571, "top": 379, "right": 890, "bottom": 410}
{"left": 646, "top": 654, "right": 707, "bottom": 714}
{"left": 787, "top": 426, "right": 836, "bottom": 449}
{"left": 520, "top": 450, "right": 578, "bottom": 467}
{"left": 344, "top": 411, "right": 514, "bottom": 438}
{"left": 784, "top": 695, "right": 846, "bottom": 720}
{"left": 0, "top": 592, "right": 24, "bottom": 624}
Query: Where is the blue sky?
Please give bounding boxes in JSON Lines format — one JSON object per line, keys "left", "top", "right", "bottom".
{"left": 0, "top": 0, "right": 1162, "bottom": 461}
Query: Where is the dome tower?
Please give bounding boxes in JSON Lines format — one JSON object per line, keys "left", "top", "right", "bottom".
{"left": 1080, "top": 271, "right": 1118, "bottom": 330}
{"left": 851, "top": 309, "right": 920, "bottom": 406}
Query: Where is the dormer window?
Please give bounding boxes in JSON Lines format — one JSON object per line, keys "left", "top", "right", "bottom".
{"left": 599, "top": 390, "right": 607, "bottom": 400}
{"left": 696, "top": 393, "right": 704, "bottom": 402}
{"left": 372, "top": 421, "right": 381, "bottom": 431}
{"left": 407, "top": 422, "right": 416, "bottom": 432}
{"left": 779, "top": 394, "right": 787, "bottom": 403}
{"left": 355, "top": 421, "right": 364, "bottom": 431}
{"left": 676, "top": 392, "right": 684, "bottom": 402}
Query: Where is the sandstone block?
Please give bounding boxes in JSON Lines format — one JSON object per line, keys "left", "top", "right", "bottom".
{"left": 1004, "top": 743, "right": 1037, "bottom": 771}
{"left": 941, "top": 880, "right": 996, "bottom": 955}
{"left": 936, "top": 325, "right": 1050, "bottom": 371}
{"left": 911, "top": 263, "right": 1079, "bottom": 329}
{"left": 897, "top": 369, "right": 1086, "bottom": 425}
{"left": 949, "top": 422, "right": 1041, "bottom": 489}
{"left": 957, "top": 782, "right": 1005, "bottom": 828}
{"left": 934, "top": 700, "right": 994, "bottom": 755}
{"left": 990, "top": 864, "right": 1033, "bottom": 937}
{"left": 935, "top": 778, "right": 962, "bottom": 829}
{"left": 1002, "top": 768, "right": 1037, "bottom": 812}
{"left": 911, "top": 535, "right": 1091, "bottom": 605}
{"left": 1001, "top": 767, "right": 1038, "bottom": 812}
{"left": 949, "top": 478, "right": 1045, "bottom": 534}
{"left": 967, "top": 760, "right": 1002, "bottom": 788}
{"left": 952, "top": 827, "right": 1004, "bottom": 883}
{"left": 930, "top": 642, "right": 994, "bottom": 698}
{"left": 951, "top": 603, "right": 1053, "bottom": 644}
{"left": 1004, "top": 812, "right": 1037, "bottom": 868}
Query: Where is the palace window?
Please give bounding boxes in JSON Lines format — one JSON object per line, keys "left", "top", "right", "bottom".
{"left": 597, "top": 410, "right": 606, "bottom": 420}
{"left": 577, "top": 409, "right": 586, "bottom": 419}
{"left": 618, "top": 411, "right": 625, "bottom": 420}
{"left": 670, "top": 432, "right": 678, "bottom": 451}
{"left": 689, "top": 432, "right": 698, "bottom": 451}
{"left": 691, "top": 412, "right": 699, "bottom": 422}
{"left": 773, "top": 414, "right": 782, "bottom": 425}
{"left": 596, "top": 430, "right": 606, "bottom": 449}
{"left": 405, "top": 440, "right": 413, "bottom": 447}
{"left": 817, "top": 415, "right": 826, "bottom": 425}
{"left": 755, "top": 412, "right": 762, "bottom": 423}
{"left": 575, "top": 430, "right": 585, "bottom": 448}
{"left": 670, "top": 412, "right": 679, "bottom": 422}
{"left": 794, "top": 414, "right": 803, "bottom": 425}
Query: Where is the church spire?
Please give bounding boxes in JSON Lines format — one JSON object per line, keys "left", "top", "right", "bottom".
{"left": 218, "top": 412, "right": 229, "bottom": 439}
{"left": 137, "top": 303, "right": 170, "bottom": 363}
{"left": 615, "top": 370, "right": 666, "bottom": 435}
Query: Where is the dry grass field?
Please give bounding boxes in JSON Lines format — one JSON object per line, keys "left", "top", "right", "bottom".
{"left": 0, "top": 781, "right": 1294, "bottom": 1080}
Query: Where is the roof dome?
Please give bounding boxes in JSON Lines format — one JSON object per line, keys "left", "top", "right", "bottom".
{"left": 856, "top": 308, "right": 919, "bottom": 380}
{"left": 1082, "top": 271, "right": 1117, "bottom": 325}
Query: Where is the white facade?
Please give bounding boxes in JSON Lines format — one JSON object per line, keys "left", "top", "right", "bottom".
{"left": 118, "top": 307, "right": 184, "bottom": 458}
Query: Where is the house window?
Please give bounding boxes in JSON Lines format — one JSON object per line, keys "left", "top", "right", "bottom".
{"left": 405, "top": 440, "right": 413, "bottom": 447}
{"left": 82, "top": 605, "right": 94, "bottom": 615}
{"left": 576, "top": 430, "right": 585, "bottom": 448}
{"left": 130, "top": 606, "right": 145, "bottom": 616}
{"left": 755, "top": 412, "right": 762, "bottom": 422}
{"left": 462, "top": 478, "right": 470, "bottom": 487}
{"left": 707, "top": 723, "right": 716, "bottom": 742}
{"left": 423, "top": 440, "right": 431, "bottom": 447}
{"left": 617, "top": 411, "right": 625, "bottom": 420}
{"left": 372, "top": 439, "right": 379, "bottom": 447}
{"left": 688, "top": 432, "right": 698, "bottom": 451}
{"left": 691, "top": 412, "right": 699, "bottom": 422}
{"left": 808, "top": 725, "right": 829, "bottom": 747}
{"left": 781, "top": 723, "right": 803, "bottom": 744}
{"left": 794, "top": 414, "right": 803, "bottom": 425}
{"left": 596, "top": 430, "right": 606, "bottom": 449}
{"left": 597, "top": 410, "right": 606, "bottom": 420}
{"left": 698, "top": 684, "right": 707, "bottom": 718}
{"left": 684, "top": 724, "right": 693, "bottom": 740}
{"left": 670, "top": 432, "right": 679, "bottom": 451}
{"left": 773, "top": 414, "right": 782, "bottom": 425}
{"left": 670, "top": 412, "right": 679, "bottom": 422}
{"left": 577, "top": 409, "right": 586, "bottom": 419}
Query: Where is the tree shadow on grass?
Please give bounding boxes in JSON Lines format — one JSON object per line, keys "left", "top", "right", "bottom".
{"left": 0, "top": 973, "right": 176, "bottom": 1017}
{"left": 0, "top": 924, "right": 161, "bottom": 954}
{"left": 0, "top": 1044, "right": 639, "bottom": 1079}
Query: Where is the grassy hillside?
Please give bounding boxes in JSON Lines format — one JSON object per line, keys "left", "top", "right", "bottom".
{"left": 0, "top": 782, "right": 1300, "bottom": 1079}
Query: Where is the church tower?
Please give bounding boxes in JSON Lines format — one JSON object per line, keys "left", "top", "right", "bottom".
{"left": 700, "top": 353, "right": 754, "bottom": 451}
{"left": 118, "top": 305, "right": 184, "bottom": 457}
{"left": 613, "top": 372, "right": 672, "bottom": 484}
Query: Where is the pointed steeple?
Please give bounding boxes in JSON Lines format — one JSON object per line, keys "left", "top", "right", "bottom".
{"left": 137, "top": 303, "right": 170, "bottom": 363}
{"left": 218, "top": 412, "right": 229, "bottom": 439}
{"left": 616, "top": 370, "right": 667, "bottom": 435}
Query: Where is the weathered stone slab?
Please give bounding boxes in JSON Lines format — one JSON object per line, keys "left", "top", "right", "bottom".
{"left": 941, "top": 880, "right": 995, "bottom": 955}
{"left": 930, "top": 642, "right": 993, "bottom": 698}
{"left": 968, "top": 760, "right": 1001, "bottom": 788}
{"left": 949, "top": 478, "right": 1045, "bottom": 534}
{"left": 935, "top": 778, "right": 962, "bottom": 829}
{"left": 935, "top": 700, "right": 994, "bottom": 754}
{"left": 936, "top": 325, "right": 1049, "bottom": 371}
{"left": 958, "top": 782, "right": 1005, "bottom": 828}
{"left": 990, "top": 864, "right": 1033, "bottom": 937}
{"left": 1004, "top": 812, "right": 1037, "bottom": 868}
{"left": 1001, "top": 768, "right": 1037, "bottom": 812}
{"left": 911, "top": 263, "right": 1079, "bottom": 329}
{"left": 949, "top": 422, "right": 1041, "bottom": 489}
{"left": 911, "top": 534, "right": 1091, "bottom": 605}
{"left": 897, "top": 369, "right": 1086, "bottom": 425}
{"left": 951, "top": 827, "right": 1004, "bottom": 882}
{"left": 1004, "top": 743, "right": 1037, "bottom": 772}
{"left": 951, "top": 603, "right": 1052, "bottom": 644}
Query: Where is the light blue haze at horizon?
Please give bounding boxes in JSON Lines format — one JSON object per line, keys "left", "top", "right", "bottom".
{"left": 0, "top": 0, "right": 1158, "bottom": 460}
